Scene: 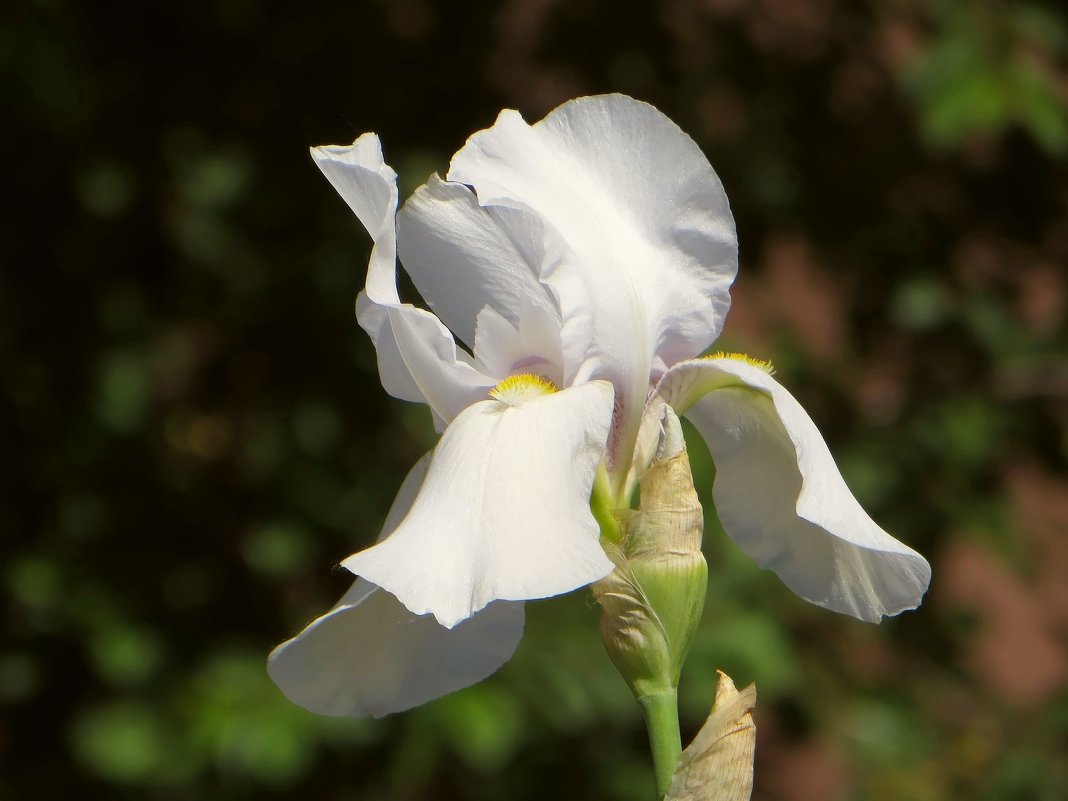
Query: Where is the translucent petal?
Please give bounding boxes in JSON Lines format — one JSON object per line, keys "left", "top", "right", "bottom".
{"left": 341, "top": 381, "right": 617, "bottom": 627}
{"left": 473, "top": 300, "right": 564, "bottom": 387}
{"left": 397, "top": 175, "right": 559, "bottom": 350}
{"left": 657, "top": 358, "right": 931, "bottom": 622}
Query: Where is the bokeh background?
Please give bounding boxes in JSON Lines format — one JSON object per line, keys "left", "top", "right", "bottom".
{"left": 5, "top": 0, "right": 1068, "bottom": 798}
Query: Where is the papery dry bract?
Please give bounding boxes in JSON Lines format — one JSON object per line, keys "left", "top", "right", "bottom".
{"left": 665, "top": 672, "right": 757, "bottom": 801}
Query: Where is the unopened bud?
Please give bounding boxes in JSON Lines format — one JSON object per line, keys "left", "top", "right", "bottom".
{"left": 592, "top": 408, "right": 707, "bottom": 700}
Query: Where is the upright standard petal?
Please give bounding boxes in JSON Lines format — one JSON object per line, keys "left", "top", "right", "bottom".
{"left": 472, "top": 300, "right": 565, "bottom": 388}
{"left": 313, "top": 138, "right": 495, "bottom": 424}
{"left": 268, "top": 456, "right": 526, "bottom": 717}
{"left": 342, "top": 380, "right": 617, "bottom": 628}
{"left": 656, "top": 357, "right": 931, "bottom": 622}
{"left": 397, "top": 175, "right": 560, "bottom": 351}
{"left": 449, "top": 95, "right": 738, "bottom": 473}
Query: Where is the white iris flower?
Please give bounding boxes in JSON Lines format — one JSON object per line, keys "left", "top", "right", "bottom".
{"left": 269, "top": 94, "right": 931, "bottom": 718}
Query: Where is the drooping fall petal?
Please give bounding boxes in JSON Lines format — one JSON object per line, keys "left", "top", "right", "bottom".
{"left": 656, "top": 357, "right": 931, "bottom": 622}
{"left": 267, "top": 456, "right": 525, "bottom": 717}
{"left": 341, "top": 380, "right": 617, "bottom": 628}
{"left": 267, "top": 584, "right": 524, "bottom": 718}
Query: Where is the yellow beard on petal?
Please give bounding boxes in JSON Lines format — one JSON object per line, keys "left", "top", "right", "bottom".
{"left": 490, "top": 373, "right": 560, "bottom": 407}
{"left": 703, "top": 351, "right": 776, "bottom": 374}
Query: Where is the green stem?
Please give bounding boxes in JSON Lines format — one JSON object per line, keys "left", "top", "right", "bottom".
{"left": 639, "top": 687, "right": 682, "bottom": 798}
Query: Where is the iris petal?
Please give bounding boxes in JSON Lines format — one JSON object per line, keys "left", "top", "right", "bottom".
{"left": 448, "top": 94, "right": 738, "bottom": 472}
{"left": 268, "top": 456, "right": 525, "bottom": 717}
{"left": 341, "top": 381, "right": 617, "bottom": 628}
{"left": 397, "top": 175, "right": 559, "bottom": 352}
{"left": 312, "top": 137, "right": 495, "bottom": 425}
{"left": 656, "top": 357, "right": 931, "bottom": 622}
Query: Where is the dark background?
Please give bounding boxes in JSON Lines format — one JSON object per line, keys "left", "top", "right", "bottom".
{"left": 4, "top": 0, "right": 1068, "bottom": 799}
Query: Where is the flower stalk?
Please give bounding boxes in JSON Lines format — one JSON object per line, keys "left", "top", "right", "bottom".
{"left": 640, "top": 687, "right": 683, "bottom": 797}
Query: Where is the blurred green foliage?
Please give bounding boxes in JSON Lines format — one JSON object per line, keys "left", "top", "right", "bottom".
{"left": 4, "top": 0, "right": 1068, "bottom": 799}
{"left": 903, "top": 1, "right": 1068, "bottom": 154}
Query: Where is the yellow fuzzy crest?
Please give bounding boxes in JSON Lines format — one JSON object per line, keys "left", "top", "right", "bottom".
{"left": 490, "top": 373, "right": 559, "bottom": 406}
{"left": 703, "top": 351, "right": 775, "bottom": 374}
